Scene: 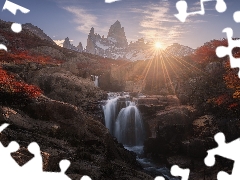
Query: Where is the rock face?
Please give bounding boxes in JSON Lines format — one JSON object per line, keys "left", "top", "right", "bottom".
{"left": 0, "top": 96, "right": 153, "bottom": 179}
{"left": 26, "top": 67, "right": 106, "bottom": 121}
{"left": 107, "top": 20, "right": 128, "bottom": 48}
{"left": 85, "top": 21, "right": 153, "bottom": 60}
{"left": 77, "top": 21, "right": 195, "bottom": 61}
{"left": 0, "top": 63, "right": 153, "bottom": 179}
{"left": 86, "top": 22, "right": 128, "bottom": 59}
{"left": 77, "top": 42, "right": 83, "bottom": 52}
{"left": 63, "top": 37, "right": 83, "bottom": 52}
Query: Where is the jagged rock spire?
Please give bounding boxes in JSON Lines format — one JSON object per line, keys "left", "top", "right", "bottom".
{"left": 107, "top": 20, "right": 128, "bottom": 47}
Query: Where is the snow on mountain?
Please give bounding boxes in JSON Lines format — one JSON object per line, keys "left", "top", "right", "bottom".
{"left": 62, "top": 21, "right": 194, "bottom": 61}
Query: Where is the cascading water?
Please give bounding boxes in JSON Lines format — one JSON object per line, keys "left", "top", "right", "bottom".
{"left": 114, "top": 102, "right": 144, "bottom": 146}
{"left": 91, "top": 75, "right": 99, "bottom": 87}
{"left": 103, "top": 93, "right": 179, "bottom": 180}
{"left": 94, "top": 76, "right": 98, "bottom": 87}
{"left": 103, "top": 93, "right": 144, "bottom": 146}
{"left": 103, "top": 96, "right": 119, "bottom": 135}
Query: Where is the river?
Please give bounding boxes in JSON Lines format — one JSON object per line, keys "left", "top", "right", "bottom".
{"left": 102, "top": 92, "right": 180, "bottom": 180}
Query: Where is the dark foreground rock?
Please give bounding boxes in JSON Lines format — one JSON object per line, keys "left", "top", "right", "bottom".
{"left": 0, "top": 95, "right": 153, "bottom": 179}
{"left": 142, "top": 99, "right": 236, "bottom": 180}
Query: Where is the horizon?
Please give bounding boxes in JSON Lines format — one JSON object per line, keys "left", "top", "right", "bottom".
{"left": 1, "top": 0, "right": 240, "bottom": 49}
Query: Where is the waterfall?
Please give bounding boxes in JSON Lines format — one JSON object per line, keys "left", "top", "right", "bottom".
{"left": 114, "top": 103, "right": 144, "bottom": 146}
{"left": 94, "top": 76, "right": 98, "bottom": 87}
{"left": 91, "top": 75, "right": 99, "bottom": 87}
{"left": 103, "top": 96, "right": 119, "bottom": 135}
{"left": 103, "top": 93, "right": 145, "bottom": 146}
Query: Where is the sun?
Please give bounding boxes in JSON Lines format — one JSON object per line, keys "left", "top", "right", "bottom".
{"left": 155, "top": 42, "right": 162, "bottom": 49}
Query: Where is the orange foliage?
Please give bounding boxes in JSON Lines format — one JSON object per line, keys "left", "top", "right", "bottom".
{"left": 0, "top": 50, "right": 63, "bottom": 65}
{"left": 0, "top": 68, "right": 42, "bottom": 101}
{"left": 192, "top": 39, "right": 227, "bottom": 64}
{"left": 223, "top": 61, "right": 240, "bottom": 98}
{"left": 213, "top": 94, "right": 229, "bottom": 106}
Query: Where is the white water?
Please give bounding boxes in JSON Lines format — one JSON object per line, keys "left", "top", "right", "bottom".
{"left": 94, "top": 76, "right": 98, "bottom": 87}
{"left": 103, "top": 96, "right": 119, "bottom": 135}
{"left": 114, "top": 102, "right": 144, "bottom": 146}
{"left": 91, "top": 75, "right": 99, "bottom": 87}
{"left": 103, "top": 93, "right": 144, "bottom": 146}
{"left": 103, "top": 93, "right": 180, "bottom": 180}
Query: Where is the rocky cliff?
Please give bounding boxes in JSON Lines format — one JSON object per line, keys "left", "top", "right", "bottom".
{"left": 86, "top": 21, "right": 128, "bottom": 59}
{"left": 63, "top": 37, "right": 83, "bottom": 52}
{"left": 74, "top": 21, "right": 194, "bottom": 61}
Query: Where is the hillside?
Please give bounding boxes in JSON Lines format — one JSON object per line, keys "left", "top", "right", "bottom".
{"left": 0, "top": 19, "right": 154, "bottom": 179}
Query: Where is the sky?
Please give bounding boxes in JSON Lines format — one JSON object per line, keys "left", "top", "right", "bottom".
{"left": 1, "top": 0, "right": 240, "bottom": 49}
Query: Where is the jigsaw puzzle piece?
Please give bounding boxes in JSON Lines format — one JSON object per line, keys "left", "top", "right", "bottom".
{"left": 205, "top": 132, "right": 240, "bottom": 179}
{"left": 81, "top": 175, "right": 92, "bottom": 180}
{"left": 217, "top": 171, "right": 232, "bottom": 180}
{"left": 171, "top": 165, "right": 190, "bottom": 180}
{"left": 0, "top": 44, "right": 7, "bottom": 51}
{"left": 0, "top": 140, "right": 21, "bottom": 177}
{"left": 22, "top": 142, "right": 43, "bottom": 172}
{"left": 215, "top": 0, "right": 227, "bottom": 13}
{"left": 175, "top": 0, "right": 227, "bottom": 22}
{"left": 216, "top": 28, "right": 240, "bottom": 77}
{"left": 175, "top": 1, "right": 189, "bottom": 22}
{"left": 40, "top": 160, "right": 71, "bottom": 180}
{"left": 154, "top": 176, "right": 165, "bottom": 180}
{"left": 11, "top": 23, "right": 22, "bottom": 33}
{"left": 2, "top": 0, "right": 30, "bottom": 15}
{"left": 105, "top": 0, "right": 120, "bottom": 3}
{"left": 233, "top": 11, "right": 240, "bottom": 23}
{"left": 2, "top": 0, "right": 30, "bottom": 33}
{"left": 0, "top": 123, "right": 9, "bottom": 132}
{"left": 216, "top": 46, "right": 228, "bottom": 58}
{"left": 205, "top": 132, "right": 240, "bottom": 166}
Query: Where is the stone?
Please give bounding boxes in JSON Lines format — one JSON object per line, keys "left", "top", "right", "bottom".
{"left": 63, "top": 37, "right": 82, "bottom": 52}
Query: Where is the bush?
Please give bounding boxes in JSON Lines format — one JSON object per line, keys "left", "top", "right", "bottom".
{"left": 0, "top": 68, "right": 42, "bottom": 105}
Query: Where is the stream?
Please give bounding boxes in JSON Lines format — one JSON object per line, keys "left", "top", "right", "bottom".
{"left": 102, "top": 92, "right": 180, "bottom": 180}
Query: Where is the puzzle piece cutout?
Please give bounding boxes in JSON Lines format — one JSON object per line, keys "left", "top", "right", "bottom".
{"left": 154, "top": 176, "right": 165, "bottom": 180}
{"left": 205, "top": 132, "right": 240, "bottom": 180}
{"left": 105, "top": 0, "right": 120, "bottom": 3}
{"left": 216, "top": 27, "right": 240, "bottom": 77}
{"left": 175, "top": 0, "right": 227, "bottom": 22}
{"left": 154, "top": 165, "right": 190, "bottom": 180}
{"left": 233, "top": 11, "right": 240, "bottom": 23}
{"left": 3, "top": 0, "right": 30, "bottom": 33}
{"left": 0, "top": 123, "right": 92, "bottom": 180}
{"left": 0, "top": 0, "right": 30, "bottom": 51}
{"left": 3, "top": 0, "right": 30, "bottom": 15}
{"left": 171, "top": 165, "right": 190, "bottom": 180}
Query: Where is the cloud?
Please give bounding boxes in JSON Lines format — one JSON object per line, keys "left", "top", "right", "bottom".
{"left": 133, "top": 2, "right": 185, "bottom": 47}
{"left": 63, "top": 6, "right": 97, "bottom": 33}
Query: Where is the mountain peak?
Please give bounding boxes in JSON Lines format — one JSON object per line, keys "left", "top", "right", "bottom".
{"left": 107, "top": 20, "right": 128, "bottom": 47}
{"left": 114, "top": 20, "right": 121, "bottom": 25}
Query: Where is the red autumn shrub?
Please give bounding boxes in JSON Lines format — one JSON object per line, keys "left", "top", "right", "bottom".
{"left": 0, "top": 68, "right": 42, "bottom": 105}
{"left": 191, "top": 39, "right": 228, "bottom": 64}
{"left": 0, "top": 50, "right": 63, "bottom": 65}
